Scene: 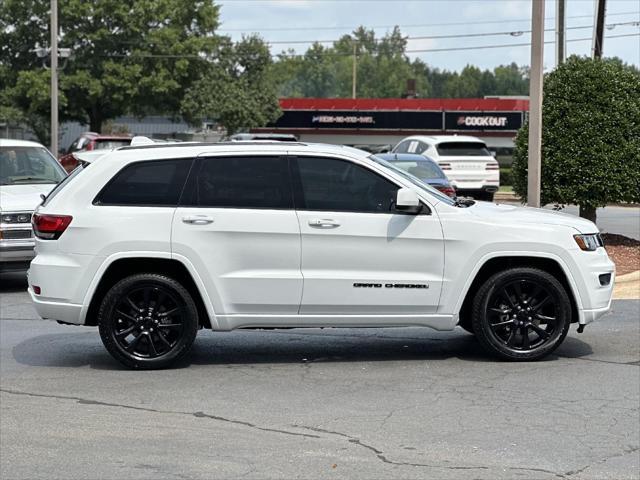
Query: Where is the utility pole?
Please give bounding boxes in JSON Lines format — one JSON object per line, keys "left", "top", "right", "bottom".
{"left": 555, "top": 0, "right": 566, "bottom": 65}
{"left": 352, "top": 41, "right": 357, "bottom": 99}
{"left": 50, "top": 0, "right": 58, "bottom": 156}
{"left": 527, "top": 0, "right": 544, "bottom": 208}
{"left": 592, "top": 0, "right": 607, "bottom": 58}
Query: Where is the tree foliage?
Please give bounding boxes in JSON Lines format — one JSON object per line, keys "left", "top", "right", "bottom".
{"left": 180, "top": 35, "right": 281, "bottom": 135}
{"left": 1, "top": 0, "right": 221, "bottom": 140}
{"left": 512, "top": 56, "right": 640, "bottom": 221}
{"left": 270, "top": 27, "right": 530, "bottom": 99}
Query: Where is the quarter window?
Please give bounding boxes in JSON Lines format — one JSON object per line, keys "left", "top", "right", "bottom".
{"left": 94, "top": 159, "right": 191, "bottom": 206}
{"left": 295, "top": 157, "right": 399, "bottom": 213}
{"left": 183, "top": 156, "right": 292, "bottom": 209}
{"left": 394, "top": 141, "right": 408, "bottom": 153}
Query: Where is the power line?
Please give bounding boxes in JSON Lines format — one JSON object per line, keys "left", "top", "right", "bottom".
{"left": 266, "top": 21, "right": 639, "bottom": 45}
{"left": 218, "top": 10, "right": 639, "bottom": 32}
{"left": 102, "top": 32, "right": 639, "bottom": 59}
{"left": 405, "top": 32, "right": 639, "bottom": 54}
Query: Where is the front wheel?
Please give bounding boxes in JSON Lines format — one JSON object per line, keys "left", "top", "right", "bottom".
{"left": 97, "top": 274, "right": 199, "bottom": 369}
{"left": 472, "top": 268, "right": 571, "bottom": 361}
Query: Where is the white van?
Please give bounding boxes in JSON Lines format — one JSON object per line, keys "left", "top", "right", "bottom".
{"left": 392, "top": 135, "right": 499, "bottom": 201}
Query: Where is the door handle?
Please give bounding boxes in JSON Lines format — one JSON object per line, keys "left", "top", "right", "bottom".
{"left": 308, "top": 219, "right": 340, "bottom": 228}
{"left": 182, "top": 215, "right": 214, "bottom": 225}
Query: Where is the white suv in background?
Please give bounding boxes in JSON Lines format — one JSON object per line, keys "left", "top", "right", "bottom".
{"left": 1, "top": 139, "right": 67, "bottom": 271}
{"left": 393, "top": 135, "right": 499, "bottom": 201}
{"left": 28, "top": 141, "right": 614, "bottom": 369}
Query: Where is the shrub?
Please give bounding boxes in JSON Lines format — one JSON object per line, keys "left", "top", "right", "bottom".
{"left": 512, "top": 56, "right": 640, "bottom": 222}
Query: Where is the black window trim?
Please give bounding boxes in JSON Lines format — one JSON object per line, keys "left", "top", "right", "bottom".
{"left": 290, "top": 154, "right": 430, "bottom": 216}
{"left": 178, "top": 154, "right": 295, "bottom": 211}
{"left": 92, "top": 158, "right": 195, "bottom": 207}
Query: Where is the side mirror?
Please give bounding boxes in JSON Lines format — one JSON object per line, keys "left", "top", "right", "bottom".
{"left": 395, "top": 187, "right": 423, "bottom": 214}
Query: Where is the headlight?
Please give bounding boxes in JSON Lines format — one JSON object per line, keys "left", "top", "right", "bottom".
{"left": 1, "top": 213, "right": 32, "bottom": 224}
{"left": 574, "top": 233, "right": 604, "bottom": 251}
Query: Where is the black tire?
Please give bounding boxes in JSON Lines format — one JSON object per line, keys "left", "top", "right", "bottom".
{"left": 475, "top": 191, "right": 494, "bottom": 202}
{"left": 472, "top": 268, "right": 571, "bottom": 361}
{"left": 98, "top": 273, "right": 198, "bottom": 369}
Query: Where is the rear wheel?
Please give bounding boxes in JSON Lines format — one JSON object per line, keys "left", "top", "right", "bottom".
{"left": 472, "top": 268, "right": 571, "bottom": 361}
{"left": 98, "top": 274, "right": 198, "bottom": 369}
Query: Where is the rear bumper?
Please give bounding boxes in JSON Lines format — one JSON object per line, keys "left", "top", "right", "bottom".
{"left": 456, "top": 186, "right": 499, "bottom": 194}
{"left": 28, "top": 287, "right": 83, "bottom": 324}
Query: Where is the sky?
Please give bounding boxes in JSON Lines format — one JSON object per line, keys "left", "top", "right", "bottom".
{"left": 217, "top": 0, "right": 640, "bottom": 72}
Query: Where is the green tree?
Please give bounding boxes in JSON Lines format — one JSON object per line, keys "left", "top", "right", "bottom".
{"left": 0, "top": 0, "right": 220, "bottom": 139}
{"left": 181, "top": 36, "right": 281, "bottom": 135}
{"left": 512, "top": 56, "right": 640, "bottom": 222}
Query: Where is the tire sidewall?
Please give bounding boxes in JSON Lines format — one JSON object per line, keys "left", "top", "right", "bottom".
{"left": 98, "top": 274, "right": 198, "bottom": 369}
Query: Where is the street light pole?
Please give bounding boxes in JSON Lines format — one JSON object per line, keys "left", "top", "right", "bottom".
{"left": 527, "top": 0, "right": 545, "bottom": 209}
{"left": 592, "top": 0, "right": 607, "bottom": 58}
{"left": 352, "top": 41, "right": 357, "bottom": 99}
{"left": 555, "top": 0, "right": 566, "bottom": 65}
{"left": 50, "top": 0, "right": 58, "bottom": 156}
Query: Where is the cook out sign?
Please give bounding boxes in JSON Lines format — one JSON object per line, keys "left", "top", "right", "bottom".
{"left": 457, "top": 115, "right": 508, "bottom": 127}
{"left": 445, "top": 111, "right": 522, "bottom": 131}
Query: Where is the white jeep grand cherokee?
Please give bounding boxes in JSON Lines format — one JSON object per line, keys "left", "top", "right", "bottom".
{"left": 28, "top": 142, "right": 614, "bottom": 369}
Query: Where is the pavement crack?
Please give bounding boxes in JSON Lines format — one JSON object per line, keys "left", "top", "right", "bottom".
{"left": 0, "top": 388, "right": 320, "bottom": 440}
{"left": 293, "top": 424, "right": 490, "bottom": 471}
{"left": 563, "top": 445, "right": 640, "bottom": 478}
{"left": 557, "top": 355, "right": 640, "bottom": 366}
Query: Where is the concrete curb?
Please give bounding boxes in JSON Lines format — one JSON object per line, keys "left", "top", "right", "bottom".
{"left": 613, "top": 270, "right": 640, "bottom": 300}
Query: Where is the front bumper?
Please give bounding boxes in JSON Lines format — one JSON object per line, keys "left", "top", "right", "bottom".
{"left": 0, "top": 240, "right": 35, "bottom": 270}
{"left": 571, "top": 247, "right": 615, "bottom": 325}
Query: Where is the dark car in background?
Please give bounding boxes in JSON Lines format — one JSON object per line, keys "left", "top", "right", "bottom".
{"left": 375, "top": 153, "right": 456, "bottom": 198}
{"left": 58, "top": 132, "right": 132, "bottom": 172}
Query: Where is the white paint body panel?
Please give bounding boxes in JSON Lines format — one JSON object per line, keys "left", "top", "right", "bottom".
{"left": 27, "top": 142, "right": 614, "bottom": 331}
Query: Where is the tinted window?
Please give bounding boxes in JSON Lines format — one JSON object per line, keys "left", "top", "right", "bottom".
{"left": 436, "top": 142, "right": 491, "bottom": 156}
{"left": 184, "top": 156, "right": 292, "bottom": 209}
{"left": 393, "top": 160, "right": 445, "bottom": 179}
{"left": 95, "top": 159, "right": 191, "bottom": 206}
{"left": 295, "top": 157, "right": 399, "bottom": 213}
{"left": 394, "top": 141, "right": 408, "bottom": 153}
{"left": 416, "top": 142, "right": 429, "bottom": 154}
{"left": 0, "top": 146, "right": 66, "bottom": 185}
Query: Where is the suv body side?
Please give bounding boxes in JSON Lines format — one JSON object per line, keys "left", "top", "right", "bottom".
{"left": 29, "top": 144, "right": 613, "bottom": 333}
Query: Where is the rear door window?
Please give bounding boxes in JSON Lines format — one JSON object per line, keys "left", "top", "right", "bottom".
{"left": 181, "top": 156, "right": 293, "bottom": 209}
{"left": 94, "top": 159, "right": 192, "bottom": 206}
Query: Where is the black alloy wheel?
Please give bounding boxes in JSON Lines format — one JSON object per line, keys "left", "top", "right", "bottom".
{"left": 98, "top": 274, "right": 198, "bottom": 369}
{"left": 472, "top": 268, "right": 571, "bottom": 361}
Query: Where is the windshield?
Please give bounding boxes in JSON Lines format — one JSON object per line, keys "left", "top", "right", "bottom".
{"left": 94, "top": 140, "right": 131, "bottom": 150}
{"left": 391, "top": 160, "right": 445, "bottom": 179}
{"left": 436, "top": 142, "right": 491, "bottom": 157}
{"left": 369, "top": 155, "right": 455, "bottom": 206}
{"left": 0, "top": 146, "right": 66, "bottom": 185}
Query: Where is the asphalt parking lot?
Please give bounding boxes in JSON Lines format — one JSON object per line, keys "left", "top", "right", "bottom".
{"left": 1, "top": 272, "right": 639, "bottom": 480}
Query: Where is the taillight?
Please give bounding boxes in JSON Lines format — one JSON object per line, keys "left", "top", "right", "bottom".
{"left": 435, "top": 185, "right": 457, "bottom": 198}
{"left": 485, "top": 162, "right": 499, "bottom": 170}
{"left": 438, "top": 162, "right": 452, "bottom": 171}
{"left": 32, "top": 214, "right": 73, "bottom": 240}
